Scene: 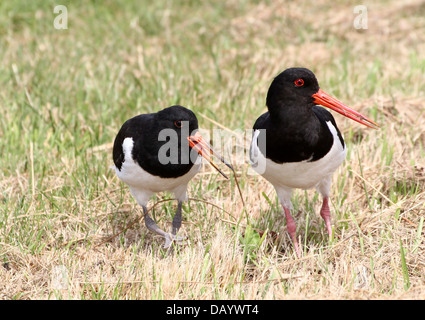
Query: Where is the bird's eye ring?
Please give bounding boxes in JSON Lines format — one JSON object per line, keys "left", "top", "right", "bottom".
{"left": 294, "top": 78, "right": 304, "bottom": 87}
{"left": 174, "top": 120, "right": 182, "bottom": 128}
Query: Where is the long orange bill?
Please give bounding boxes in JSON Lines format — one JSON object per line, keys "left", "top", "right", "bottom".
{"left": 312, "top": 89, "right": 380, "bottom": 129}
{"left": 188, "top": 131, "right": 233, "bottom": 179}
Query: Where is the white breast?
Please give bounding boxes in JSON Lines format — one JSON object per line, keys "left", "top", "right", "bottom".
{"left": 250, "top": 121, "right": 347, "bottom": 190}
{"left": 114, "top": 137, "right": 201, "bottom": 205}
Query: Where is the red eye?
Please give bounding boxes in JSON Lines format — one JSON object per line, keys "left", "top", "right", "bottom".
{"left": 294, "top": 78, "right": 304, "bottom": 87}
{"left": 174, "top": 120, "right": 182, "bottom": 128}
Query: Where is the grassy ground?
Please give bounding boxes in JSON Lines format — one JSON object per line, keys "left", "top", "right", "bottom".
{"left": 1, "top": 0, "right": 424, "bottom": 299}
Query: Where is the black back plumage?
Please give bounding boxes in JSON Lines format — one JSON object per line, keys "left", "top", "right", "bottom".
{"left": 113, "top": 105, "right": 199, "bottom": 178}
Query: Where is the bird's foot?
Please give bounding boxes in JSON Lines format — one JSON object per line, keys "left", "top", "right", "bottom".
{"left": 163, "top": 233, "right": 187, "bottom": 249}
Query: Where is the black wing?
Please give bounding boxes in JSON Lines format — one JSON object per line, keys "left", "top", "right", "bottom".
{"left": 312, "top": 105, "right": 345, "bottom": 148}
{"left": 112, "top": 114, "right": 148, "bottom": 171}
{"left": 253, "top": 111, "right": 270, "bottom": 131}
{"left": 251, "top": 107, "right": 343, "bottom": 163}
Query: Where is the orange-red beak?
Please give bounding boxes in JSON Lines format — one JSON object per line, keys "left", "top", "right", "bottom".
{"left": 188, "top": 131, "right": 232, "bottom": 179}
{"left": 312, "top": 89, "right": 379, "bottom": 129}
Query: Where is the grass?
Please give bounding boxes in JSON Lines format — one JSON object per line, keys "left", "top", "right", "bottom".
{"left": 1, "top": 0, "right": 425, "bottom": 299}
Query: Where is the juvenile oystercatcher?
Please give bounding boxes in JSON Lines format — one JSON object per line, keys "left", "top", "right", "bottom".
{"left": 250, "top": 68, "right": 379, "bottom": 256}
{"left": 113, "top": 105, "right": 230, "bottom": 248}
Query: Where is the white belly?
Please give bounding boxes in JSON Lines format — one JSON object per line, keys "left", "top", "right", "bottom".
{"left": 114, "top": 137, "right": 201, "bottom": 205}
{"left": 250, "top": 121, "right": 346, "bottom": 190}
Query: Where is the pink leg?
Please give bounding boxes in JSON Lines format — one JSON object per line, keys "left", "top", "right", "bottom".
{"left": 320, "top": 197, "right": 332, "bottom": 236}
{"left": 283, "top": 206, "right": 301, "bottom": 257}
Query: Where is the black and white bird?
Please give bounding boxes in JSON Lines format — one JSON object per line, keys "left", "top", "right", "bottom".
{"left": 113, "top": 105, "right": 230, "bottom": 248}
{"left": 250, "top": 68, "right": 379, "bottom": 256}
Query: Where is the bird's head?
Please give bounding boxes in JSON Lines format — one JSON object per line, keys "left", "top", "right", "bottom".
{"left": 157, "top": 105, "right": 199, "bottom": 136}
{"left": 267, "top": 68, "right": 320, "bottom": 107}
{"left": 266, "top": 67, "right": 379, "bottom": 129}
{"left": 156, "top": 105, "right": 231, "bottom": 178}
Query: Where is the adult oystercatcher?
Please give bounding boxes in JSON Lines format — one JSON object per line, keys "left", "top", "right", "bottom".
{"left": 250, "top": 68, "right": 379, "bottom": 256}
{"left": 113, "top": 105, "right": 230, "bottom": 248}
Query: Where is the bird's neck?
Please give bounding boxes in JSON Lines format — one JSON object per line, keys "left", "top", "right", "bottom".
{"left": 268, "top": 101, "right": 318, "bottom": 133}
